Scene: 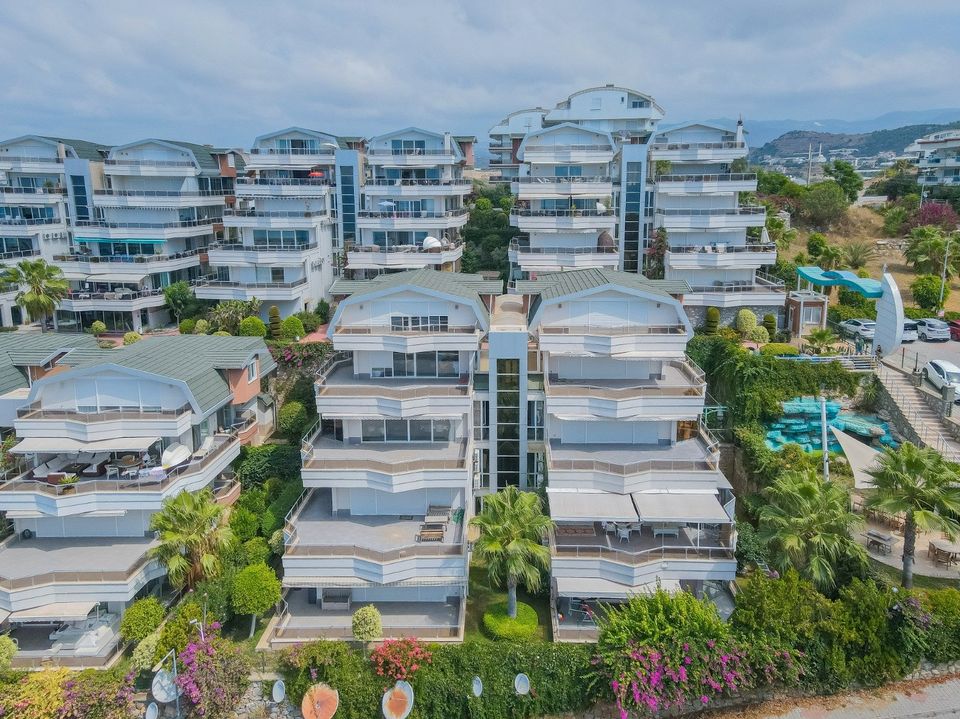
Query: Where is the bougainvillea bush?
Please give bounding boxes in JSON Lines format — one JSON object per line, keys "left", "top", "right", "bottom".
{"left": 59, "top": 669, "right": 138, "bottom": 719}
{"left": 369, "top": 637, "right": 432, "bottom": 685}
{"left": 174, "top": 631, "right": 250, "bottom": 719}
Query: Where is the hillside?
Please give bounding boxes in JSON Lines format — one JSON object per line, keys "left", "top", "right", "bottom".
{"left": 750, "top": 121, "right": 960, "bottom": 160}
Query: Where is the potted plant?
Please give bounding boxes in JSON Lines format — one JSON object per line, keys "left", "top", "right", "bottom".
{"left": 59, "top": 474, "right": 79, "bottom": 493}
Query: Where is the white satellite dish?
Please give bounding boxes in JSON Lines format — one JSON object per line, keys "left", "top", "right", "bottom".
{"left": 272, "top": 679, "right": 286, "bottom": 703}
{"left": 161, "top": 443, "right": 190, "bottom": 468}
{"left": 144, "top": 702, "right": 159, "bottom": 719}
{"left": 378, "top": 200, "right": 396, "bottom": 208}
{"left": 471, "top": 676, "right": 483, "bottom": 697}
{"left": 422, "top": 236, "right": 441, "bottom": 251}
{"left": 514, "top": 673, "right": 530, "bottom": 695}
{"left": 596, "top": 202, "right": 607, "bottom": 213}
{"left": 151, "top": 670, "right": 181, "bottom": 704}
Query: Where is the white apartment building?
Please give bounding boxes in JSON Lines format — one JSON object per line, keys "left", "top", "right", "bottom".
{"left": 0, "top": 334, "right": 275, "bottom": 667}
{"left": 512, "top": 269, "right": 735, "bottom": 641}
{"left": 913, "top": 130, "right": 960, "bottom": 189}
{"left": 270, "top": 269, "right": 501, "bottom": 647}
{"left": 348, "top": 129, "right": 472, "bottom": 278}
{"left": 487, "top": 108, "right": 546, "bottom": 184}
{"left": 650, "top": 122, "right": 783, "bottom": 325}
{"left": 0, "top": 136, "right": 108, "bottom": 327}
{"left": 203, "top": 128, "right": 345, "bottom": 318}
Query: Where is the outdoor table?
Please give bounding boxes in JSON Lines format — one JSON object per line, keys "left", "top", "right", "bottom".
{"left": 865, "top": 529, "right": 894, "bottom": 555}
{"left": 930, "top": 538, "right": 960, "bottom": 565}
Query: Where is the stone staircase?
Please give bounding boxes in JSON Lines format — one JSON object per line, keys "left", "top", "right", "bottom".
{"left": 876, "top": 362, "right": 960, "bottom": 462}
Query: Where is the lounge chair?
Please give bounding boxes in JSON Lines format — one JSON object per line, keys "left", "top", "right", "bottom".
{"left": 192, "top": 436, "right": 216, "bottom": 460}
{"left": 81, "top": 454, "right": 110, "bottom": 477}
{"left": 31, "top": 462, "right": 51, "bottom": 480}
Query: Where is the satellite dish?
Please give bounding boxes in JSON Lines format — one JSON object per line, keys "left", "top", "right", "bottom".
{"left": 422, "top": 236, "right": 441, "bottom": 251}
{"left": 382, "top": 680, "right": 414, "bottom": 719}
{"left": 378, "top": 200, "right": 396, "bottom": 208}
{"left": 301, "top": 683, "right": 339, "bottom": 719}
{"left": 272, "top": 679, "right": 286, "bottom": 703}
{"left": 596, "top": 202, "right": 607, "bottom": 213}
{"left": 514, "top": 673, "right": 530, "bottom": 695}
{"left": 151, "top": 670, "right": 181, "bottom": 704}
{"left": 471, "top": 676, "right": 483, "bottom": 697}
{"left": 144, "top": 702, "right": 159, "bottom": 719}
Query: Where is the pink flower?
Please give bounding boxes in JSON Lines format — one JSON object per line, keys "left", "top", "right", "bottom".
{"left": 701, "top": 695, "right": 710, "bottom": 704}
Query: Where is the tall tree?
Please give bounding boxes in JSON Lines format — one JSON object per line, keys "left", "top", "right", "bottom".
{"left": 150, "top": 489, "right": 233, "bottom": 589}
{"left": 470, "top": 486, "right": 553, "bottom": 618}
{"left": 801, "top": 182, "right": 848, "bottom": 229}
{"left": 1, "top": 259, "right": 69, "bottom": 332}
{"left": 823, "top": 160, "right": 864, "bottom": 203}
{"left": 758, "top": 470, "right": 866, "bottom": 593}
{"left": 163, "top": 281, "right": 196, "bottom": 324}
{"left": 866, "top": 442, "right": 960, "bottom": 589}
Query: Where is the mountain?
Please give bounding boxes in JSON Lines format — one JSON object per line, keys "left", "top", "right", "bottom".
{"left": 749, "top": 120, "right": 960, "bottom": 161}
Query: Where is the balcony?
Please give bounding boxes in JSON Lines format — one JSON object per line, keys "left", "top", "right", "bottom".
{"left": 918, "top": 155, "right": 960, "bottom": 168}
{"left": 545, "top": 431, "right": 721, "bottom": 494}
{"left": 93, "top": 189, "right": 228, "bottom": 209}
{"left": 356, "top": 208, "right": 469, "bottom": 231}
{"left": 363, "top": 178, "right": 472, "bottom": 196}
{"left": 346, "top": 239, "right": 463, "bottom": 271}
{"left": 245, "top": 148, "right": 336, "bottom": 169}
{"left": 534, "top": 323, "right": 690, "bottom": 356}
{"left": 301, "top": 431, "right": 470, "bottom": 491}
{"left": 654, "top": 206, "right": 766, "bottom": 230}
{"left": 508, "top": 238, "right": 619, "bottom": 271}
{"left": 222, "top": 209, "right": 331, "bottom": 229}
{"left": 59, "top": 287, "right": 167, "bottom": 313}
{"left": 0, "top": 155, "right": 64, "bottom": 173}
{"left": 519, "top": 144, "right": 615, "bottom": 164}
{"left": 0, "top": 186, "right": 67, "bottom": 203}
{"left": 0, "top": 248, "right": 40, "bottom": 262}
{"left": 681, "top": 272, "right": 786, "bottom": 307}
{"left": 510, "top": 208, "right": 617, "bottom": 232}
{"left": 73, "top": 218, "right": 220, "bottom": 241}
{"left": 331, "top": 322, "right": 482, "bottom": 353}
{"left": 365, "top": 149, "right": 459, "bottom": 166}
{"left": 314, "top": 353, "right": 471, "bottom": 417}
{"left": 52, "top": 248, "right": 203, "bottom": 276}
{"left": 103, "top": 158, "right": 199, "bottom": 176}
{"left": 665, "top": 242, "right": 777, "bottom": 270}
{"left": 206, "top": 242, "right": 320, "bottom": 267}
{"left": 512, "top": 175, "right": 614, "bottom": 199}
{"left": 234, "top": 177, "right": 332, "bottom": 198}
{"left": 15, "top": 401, "right": 192, "bottom": 438}
{"left": 919, "top": 174, "right": 960, "bottom": 186}
{"left": 544, "top": 358, "right": 706, "bottom": 420}
{"left": 192, "top": 275, "right": 309, "bottom": 302}
{"left": 654, "top": 173, "right": 757, "bottom": 194}
{"left": 648, "top": 141, "right": 747, "bottom": 162}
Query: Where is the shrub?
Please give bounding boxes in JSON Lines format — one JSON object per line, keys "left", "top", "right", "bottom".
{"left": 212, "top": 330, "right": 230, "bottom": 336}
{"left": 235, "top": 444, "right": 302, "bottom": 488}
{"left": 122, "top": 331, "right": 141, "bottom": 345}
{"left": 59, "top": 668, "right": 138, "bottom": 719}
{"left": 806, "top": 232, "right": 828, "bottom": 257}
{"left": 704, "top": 307, "right": 720, "bottom": 335}
{"left": 232, "top": 563, "right": 281, "bottom": 636}
{"left": 760, "top": 342, "right": 799, "bottom": 356}
{"left": 132, "top": 630, "right": 161, "bottom": 673}
{"left": 261, "top": 480, "right": 304, "bottom": 536}
{"left": 277, "top": 400, "right": 308, "bottom": 440}
{"left": 268, "top": 305, "right": 282, "bottom": 339}
{"left": 0, "top": 668, "right": 69, "bottom": 719}
{"left": 119, "top": 596, "right": 165, "bottom": 643}
{"left": 98, "top": 340, "right": 115, "bottom": 349}
{"left": 352, "top": 605, "right": 382, "bottom": 641}
{"left": 89, "top": 320, "right": 107, "bottom": 336}
{"left": 193, "top": 318, "right": 210, "bottom": 335}
{"left": 924, "top": 588, "right": 960, "bottom": 663}
{"left": 735, "top": 308, "right": 757, "bottom": 335}
{"left": 243, "top": 536, "right": 271, "bottom": 565}
{"left": 155, "top": 601, "right": 204, "bottom": 664}
{"left": 280, "top": 641, "right": 381, "bottom": 718}
{"left": 281, "top": 315, "right": 305, "bottom": 340}
{"left": 749, "top": 326, "right": 770, "bottom": 344}
{"left": 176, "top": 635, "right": 251, "bottom": 719}
{"left": 883, "top": 205, "right": 909, "bottom": 237}
{"left": 370, "top": 637, "right": 432, "bottom": 684}
{"left": 235, "top": 487, "right": 267, "bottom": 516}
{"left": 763, "top": 313, "right": 777, "bottom": 337}
{"left": 317, "top": 298, "right": 330, "bottom": 323}
{"left": 0, "top": 635, "right": 16, "bottom": 672}
{"left": 911, "top": 274, "right": 949, "bottom": 310}
{"left": 238, "top": 315, "right": 267, "bottom": 337}
{"left": 294, "top": 311, "right": 320, "bottom": 334}
{"left": 178, "top": 318, "right": 196, "bottom": 335}
{"left": 268, "top": 529, "right": 285, "bottom": 556}
{"left": 229, "top": 506, "right": 259, "bottom": 542}
{"left": 482, "top": 600, "right": 539, "bottom": 641}
{"left": 194, "top": 575, "right": 235, "bottom": 625}
{"left": 733, "top": 521, "right": 769, "bottom": 572}
{"left": 270, "top": 339, "right": 329, "bottom": 368}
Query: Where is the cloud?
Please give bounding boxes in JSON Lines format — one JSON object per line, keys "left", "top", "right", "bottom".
{"left": 0, "top": 0, "right": 958, "bottom": 145}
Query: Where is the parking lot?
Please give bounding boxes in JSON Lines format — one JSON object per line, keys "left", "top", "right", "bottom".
{"left": 886, "top": 334, "right": 960, "bottom": 382}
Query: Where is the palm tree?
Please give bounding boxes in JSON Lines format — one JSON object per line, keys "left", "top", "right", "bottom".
{"left": 470, "top": 486, "right": 553, "bottom": 618}
{"left": 904, "top": 226, "right": 960, "bottom": 277}
{"left": 1, "top": 259, "right": 69, "bottom": 332}
{"left": 865, "top": 442, "right": 960, "bottom": 589}
{"left": 149, "top": 489, "right": 233, "bottom": 589}
{"left": 842, "top": 241, "right": 877, "bottom": 270}
{"left": 804, "top": 328, "right": 839, "bottom": 356}
{"left": 757, "top": 470, "right": 866, "bottom": 593}
{"left": 817, "top": 243, "right": 844, "bottom": 271}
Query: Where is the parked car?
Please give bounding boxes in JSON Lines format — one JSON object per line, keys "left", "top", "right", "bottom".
{"left": 948, "top": 320, "right": 960, "bottom": 341}
{"left": 902, "top": 321, "right": 918, "bottom": 343}
{"left": 916, "top": 318, "right": 951, "bottom": 342}
{"left": 838, "top": 318, "right": 876, "bottom": 339}
{"left": 922, "top": 360, "right": 960, "bottom": 399}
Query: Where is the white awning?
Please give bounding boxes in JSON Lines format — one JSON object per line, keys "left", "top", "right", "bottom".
{"left": 831, "top": 427, "right": 882, "bottom": 489}
{"left": 12, "top": 436, "right": 159, "bottom": 454}
{"left": 632, "top": 492, "right": 731, "bottom": 524}
{"left": 9, "top": 601, "right": 97, "bottom": 623}
{"left": 83, "top": 272, "right": 148, "bottom": 283}
{"left": 548, "top": 489, "right": 638, "bottom": 522}
{"left": 61, "top": 271, "right": 88, "bottom": 281}
{"left": 555, "top": 577, "right": 681, "bottom": 599}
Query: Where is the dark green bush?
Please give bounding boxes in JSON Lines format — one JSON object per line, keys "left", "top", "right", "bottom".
{"left": 733, "top": 521, "right": 769, "bottom": 572}
{"left": 317, "top": 299, "right": 330, "bottom": 323}
{"left": 281, "top": 315, "right": 306, "bottom": 339}
{"left": 194, "top": 575, "right": 235, "bottom": 625}
{"left": 268, "top": 305, "right": 282, "bottom": 339}
{"left": 294, "top": 311, "right": 320, "bottom": 334}
{"left": 763, "top": 313, "right": 777, "bottom": 338}
{"left": 229, "top": 506, "right": 260, "bottom": 542}
{"left": 234, "top": 444, "right": 302, "bottom": 488}
{"left": 238, "top": 316, "right": 267, "bottom": 337}
{"left": 704, "top": 306, "right": 720, "bottom": 335}
{"left": 924, "top": 588, "right": 960, "bottom": 663}
{"left": 261, "top": 479, "right": 304, "bottom": 535}
{"left": 243, "top": 537, "right": 271, "bottom": 565}
{"left": 760, "top": 342, "right": 799, "bottom": 356}
{"left": 119, "top": 596, "right": 165, "bottom": 643}
{"left": 481, "top": 600, "right": 539, "bottom": 641}
{"left": 179, "top": 318, "right": 196, "bottom": 335}
{"left": 277, "top": 400, "right": 308, "bottom": 441}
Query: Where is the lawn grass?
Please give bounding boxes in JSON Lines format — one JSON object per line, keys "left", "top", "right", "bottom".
{"left": 869, "top": 557, "right": 960, "bottom": 592}
{"left": 465, "top": 561, "right": 552, "bottom": 641}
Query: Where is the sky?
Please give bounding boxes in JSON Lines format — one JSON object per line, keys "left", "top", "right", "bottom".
{"left": 1, "top": 0, "right": 959, "bottom": 148}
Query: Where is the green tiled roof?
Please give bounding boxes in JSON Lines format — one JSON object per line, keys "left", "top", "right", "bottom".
{"left": 61, "top": 335, "right": 275, "bottom": 413}
{"left": 39, "top": 137, "right": 111, "bottom": 161}
{"left": 156, "top": 140, "right": 229, "bottom": 172}
{"left": 0, "top": 333, "right": 99, "bottom": 396}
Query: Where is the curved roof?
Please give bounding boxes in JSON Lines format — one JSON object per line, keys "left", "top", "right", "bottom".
{"left": 796, "top": 267, "right": 883, "bottom": 298}
{"left": 555, "top": 85, "right": 665, "bottom": 115}
{"left": 252, "top": 127, "right": 344, "bottom": 148}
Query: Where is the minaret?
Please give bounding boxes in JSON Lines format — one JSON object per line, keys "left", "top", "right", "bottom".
{"left": 735, "top": 115, "right": 744, "bottom": 145}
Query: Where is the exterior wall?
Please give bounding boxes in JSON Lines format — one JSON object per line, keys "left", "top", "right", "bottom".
{"left": 227, "top": 362, "right": 261, "bottom": 404}
{"left": 683, "top": 302, "right": 785, "bottom": 329}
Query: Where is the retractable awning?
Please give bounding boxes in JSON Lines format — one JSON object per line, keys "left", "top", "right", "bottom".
{"left": 11, "top": 436, "right": 159, "bottom": 454}
{"left": 82, "top": 272, "right": 148, "bottom": 283}
{"left": 547, "top": 489, "right": 638, "bottom": 522}
{"left": 555, "top": 577, "right": 681, "bottom": 599}
{"left": 60, "top": 271, "right": 88, "bottom": 281}
{"left": 632, "top": 492, "right": 731, "bottom": 524}
{"left": 9, "top": 601, "right": 97, "bottom": 623}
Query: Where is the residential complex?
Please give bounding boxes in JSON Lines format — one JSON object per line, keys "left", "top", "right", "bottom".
{"left": 912, "top": 129, "right": 960, "bottom": 189}
{"left": 0, "top": 334, "right": 275, "bottom": 667}
{"left": 269, "top": 267, "right": 736, "bottom": 645}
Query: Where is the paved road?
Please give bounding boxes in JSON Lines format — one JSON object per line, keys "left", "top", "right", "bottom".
{"left": 759, "top": 678, "right": 960, "bottom": 719}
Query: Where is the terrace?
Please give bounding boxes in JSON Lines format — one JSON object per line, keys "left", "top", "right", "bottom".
{"left": 0, "top": 535, "right": 157, "bottom": 589}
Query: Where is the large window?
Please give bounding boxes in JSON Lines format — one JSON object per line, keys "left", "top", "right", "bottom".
{"left": 554, "top": 165, "right": 582, "bottom": 177}
{"left": 252, "top": 229, "right": 309, "bottom": 248}
{"left": 473, "top": 400, "right": 489, "bottom": 440}
{"left": 390, "top": 351, "right": 459, "bottom": 378}
{"left": 70, "top": 175, "right": 90, "bottom": 221}
{"left": 527, "top": 400, "right": 544, "bottom": 441}
{"left": 360, "top": 419, "right": 453, "bottom": 443}
{"left": 390, "top": 139, "right": 426, "bottom": 155}
{"left": 390, "top": 315, "right": 449, "bottom": 332}
{"left": 497, "top": 358, "right": 521, "bottom": 486}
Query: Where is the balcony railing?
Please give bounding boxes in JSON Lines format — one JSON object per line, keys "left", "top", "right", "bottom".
{"left": 318, "top": 377, "right": 470, "bottom": 399}
{"left": 649, "top": 141, "right": 746, "bottom": 151}
{"left": 0, "top": 186, "right": 66, "bottom": 195}
{"left": 74, "top": 218, "right": 220, "bottom": 229}
{"left": 94, "top": 189, "right": 229, "bottom": 198}
{"left": 16, "top": 402, "right": 191, "bottom": 421}
{"left": 655, "top": 207, "right": 766, "bottom": 217}
{"left": 514, "top": 175, "right": 613, "bottom": 184}
{"left": 348, "top": 239, "right": 463, "bottom": 254}
{"left": 511, "top": 209, "right": 614, "bottom": 218}
{"left": 0, "top": 156, "right": 63, "bottom": 164}
{"left": 0, "top": 551, "right": 157, "bottom": 592}
{"left": 357, "top": 209, "right": 469, "bottom": 219}
{"left": 209, "top": 242, "right": 319, "bottom": 253}
{"left": 538, "top": 324, "right": 686, "bottom": 336}
{"left": 65, "top": 288, "right": 165, "bottom": 301}
{"left": 248, "top": 148, "right": 335, "bottom": 156}
{"left": 0, "top": 217, "right": 60, "bottom": 226}
{"left": 523, "top": 144, "right": 613, "bottom": 152}
{"left": 545, "top": 359, "right": 706, "bottom": 398}
{"left": 223, "top": 209, "right": 328, "bottom": 219}
{"left": 0, "top": 248, "right": 40, "bottom": 261}
{"left": 235, "top": 177, "right": 334, "bottom": 187}
{"left": 365, "top": 178, "right": 472, "bottom": 187}
{"left": 667, "top": 242, "right": 776, "bottom": 254}
{"left": 192, "top": 276, "right": 308, "bottom": 290}
{"left": 550, "top": 539, "right": 734, "bottom": 565}
{"left": 104, "top": 158, "right": 196, "bottom": 167}
{"left": 546, "top": 427, "right": 721, "bottom": 475}
{"left": 301, "top": 447, "right": 469, "bottom": 474}
{"left": 655, "top": 173, "right": 757, "bottom": 182}
{"left": 510, "top": 239, "right": 618, "bottom": 255}
{"left": 687, "top": 273, "right": 785, "bottom": 294}
{"left": 366, "top": 149, "right": 458, "bottom": 157}
{"left": 53, "top": 248, "right": 203, "bottom": 264}
{"left": 335, "top": 324, "right": 479, "bottom": 336}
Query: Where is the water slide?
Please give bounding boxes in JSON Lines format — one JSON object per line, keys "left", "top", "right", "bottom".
{"left": 796, "top": 267, "right": 883, "bottom": 298}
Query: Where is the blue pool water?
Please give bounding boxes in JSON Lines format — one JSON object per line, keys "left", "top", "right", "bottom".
{"left": 764, "top": 397, "right": 898, "bottom": 453}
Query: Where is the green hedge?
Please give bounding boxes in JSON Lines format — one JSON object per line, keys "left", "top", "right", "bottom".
{"left": 482, "top": 600, "right": 539, "bottom": 641}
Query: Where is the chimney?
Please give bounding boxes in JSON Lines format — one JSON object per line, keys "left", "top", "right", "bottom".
{"left": 735, "top": 116, "right": 744, "bottom": 145}
{"left": 443, "top": 132, "right": 451, "bottom": 153}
